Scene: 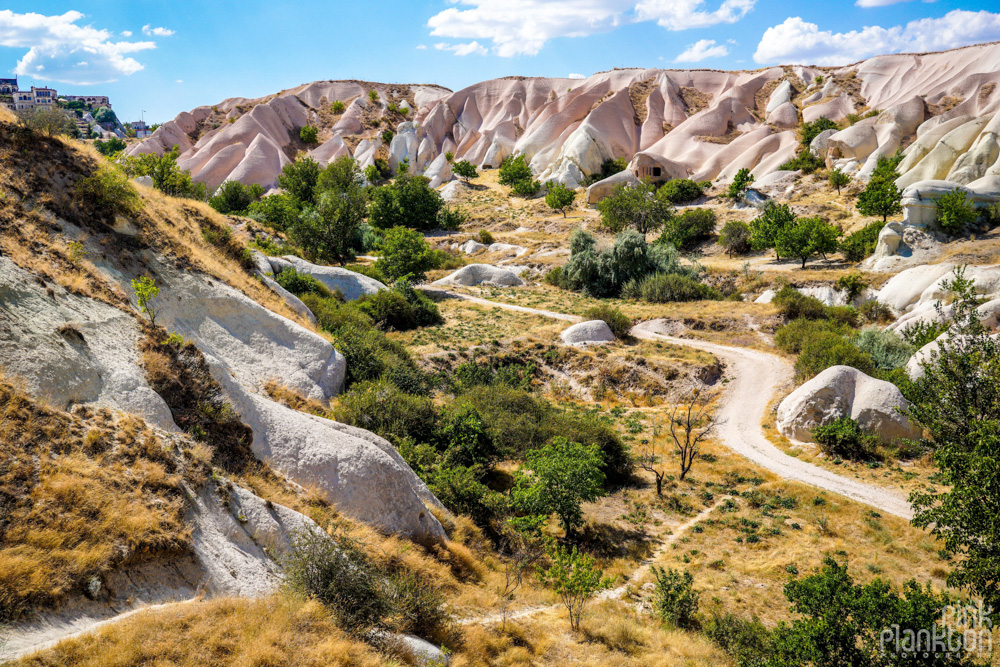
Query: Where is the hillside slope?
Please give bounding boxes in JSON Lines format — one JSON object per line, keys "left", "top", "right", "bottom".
{"left": 130, "top": 43, "right": 1000, "bottom": 195}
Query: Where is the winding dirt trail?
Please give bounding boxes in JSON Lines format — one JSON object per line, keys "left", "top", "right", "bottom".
{"left": 427, "top": 287, "right": 912, "bottom": 519}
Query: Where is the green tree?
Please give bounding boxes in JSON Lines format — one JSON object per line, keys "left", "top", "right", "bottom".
{"left": 513, "top": 437, "right": 605, "bottom": 535}
{"left": 278, "top": 157, "right": 321, "bottom": 205}
{"left": 368, "top": 90, "right": 379, "bottom": 103}
{"left": 749, "top": 201, "right": 796, "bottom": 256}
{"left": 511, "top": 177, "right": 541, "bottom": 197}
{"left": 799, "top": 116, "right": 838, "bottom": 148}
{"left": 375, "top": 226, "right": 435, "bottom": 282}
{"left": 835, "top": 272, "right": 868, "bottom": 303}
{"left": 381, "top": 129, "right": 394, "bottom": 146}
{"left": 908, "top": 268, "right": 1000, "bottom": 607}
{"left": 317, "top": 155, "right": 364, "bottom": 195}
{"left": 717, "top": 220, "right": 751, "bottom": 257}
{"left": 936, "top": 188, "right": 978, "bottom": 233}
{"left": 452, "top": 160, "right": 478, "bottom": 183}
{"left": 94, "top": 137, "right": 127, "bottom": 156}
{"left": 727, "top": 168, "right": 754, "bottom": 200}
{"left": 209, "top": 180, "right": 263, "bottom": 214}
{"left": 131, "top": 276, "right": 159, "bottom": 326}
{"left": 775, "top": 216, "right": 841, "bottom": 268}
{"left": 299, "top": 125, "right": 319, "bottom": 144}
{"left": 536, "top": 543, "right": 612, "bottom": 632}
{"left": 829, "top": 168, "right": 850, "bottom": 195}
{"left": 657, "top": 178, "right": 704, "bottom": 205}
{"left": 246, "top": 193, "right": 299, "bottom": 231}
{"left": 596, "top": 180, "right": 673, "bottom": 235}
{"left": 498, "top": 154, "right": 533, "bottom": 187}
{"left": 368, "top": 174, "right": 444, "bottom": 231}
{"left": 857, "top": 157, "right": 902, "bottom": 222}
{"left": 544, "top": 181, "right": 576, "bottom": 217}
{"left": 288, "top": 181, "right": 368, "bottom": 265}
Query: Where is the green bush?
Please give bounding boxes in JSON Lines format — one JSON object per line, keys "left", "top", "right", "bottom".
{"left": 581, "top": 157, "right": 629, "bottom": 186}
{"left": 384, "top": 572, "right": 451, "bottom": 643}
{"left": 246, "top": 194, "right": 298, "bottom": 231}
{"left": 795, "top": 333, "right": 875, "bottom": 380}
{"left": 799, "top": 117, "right": 838, "bottom": 147}
{"left": 498, "top": 154, "right": 534, "bottom": 190}
{"left": 299, "top": 125, "right": 319, "bottom": 144}
{"left": 657, "top": 179, "right": 703, "bottom": 204}
{"left": 75, "top": 163, "right": 142, "bottom": 218}
{"left": 840, "top": 221, "right": 883, "bottom": 262}
{"left": 727, "top": 168, "right": 753, "bottom": 200}
{"left": 511, "top": 178, "right": 541, "bottom": 197}
{"left": 209, "top": 180, "right": 263, "bottom": 215}
{"left": 277, "top": 157, "right": 321, "bottom": 205}
{"left": 658, "top": 208, "right": 716, "bottom": 250}
{"left": 772, "top": 286, "right": 829, "bottom": 320}
{"left": 344, "top": 262, "right": 386, "bottom": 284}
{"left": 778, "top": 151, "right": 824, "bottom": 174}
{"left": 545, "top": 181, "right": 576, "bottom": 216}
{"left": 437, "top": 206, "right": 467, "bottom": 230}
{"left": 274, "top": 268, "right": 334, "bottom": 298}
{"left": 284, "top": 530, "right": 389, "bottom": 636}
{"left": 774, "top": 216, "right": 840, "bottom": 268}
{"left": 835, "top": 273, "right": 868, "bottom": 303}
{"left": 900, "top": 319, "right": 948, "bottom": 348}
{"left": 813, "top": 417, "right": 882, "bottom": 460}
{"left": 624, "top": 272, "right": 721, "bottom": 303}
{"left": 850, "top": 327, "right": 913, "bottom": 371}
{"left": 452, "top": 160, "right": 477, "bottom": 182}
{"left": 368, "top": 174, "right": 444, "bottom": 230}
{"left": 94, "top": 137, "right": 127, "bottom": 156}
{"left": 582, "top": 304, "right": 631, "bottom": 338}
{"left": 749, "top": 201, "right": 795, "bottom": 253}
{"left": 335, "top": 378, "right": 439, "bottom": 444}
{"left": 717, "top": 220, "right": 751, "bottom": 257}
{"left": 356, "top": 280, "right": 442, "bottom": 331}
{"left": 427, "top": 465, "right": 507, "bottom": 528}
{"left": 774, "top": 318, "right": 850, "bottom": 354}
{"left": 858, "top": 299, "right": 892, "bottom": 324}
{"left": 651, "top": 567, "right": 699, "bottom": 629}
{"left": 936, "top": 188, "right": 978, "bottom": 233}
{"left": 375, "top": 227, "right": 436, "bottom": 282}
{"left": 330, "top": 100, "right": 345, "bottom": 114}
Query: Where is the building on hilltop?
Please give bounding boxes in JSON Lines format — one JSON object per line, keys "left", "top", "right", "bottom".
{"left": 63, "top": 95, "right": 111, "bottom": 108}
{"left": 0, "top": 77, "right": 58, "bottom": 113}
{"left": 131, "top": 120, "right": 152, "bottom": 138}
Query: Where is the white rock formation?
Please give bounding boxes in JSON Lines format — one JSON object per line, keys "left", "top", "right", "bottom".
{"left": 560, "top": 320, "right": 617, "bottom": 346}
{"left": 432, "top": 264, "right": 525, "bottom": 287}
{"left": 776, "top": 365, "right": 921, "bottom": 443}
{"left": 266, "top": 255, "right": 386, "bottom": 301}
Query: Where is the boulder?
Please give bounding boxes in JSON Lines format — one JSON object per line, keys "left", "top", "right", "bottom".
{"left": 432, "top": 264, "right": 525, "bottom": 287}
{"left": 809, "top": 129, "right": 838, "bottom": 158}
{"left": 267, "top": 255, "right": 385, "bottom": 301}
{"left": 440, "top": 180, "right": 468, "bottom": 202}
{"left": 459, "top": 240, "right": 486, "bottom": 254}
{"left": 776, "top": 365, "right": 921, "bottom": 443}
{"left": 423, "top": 153, "right": 453, "bottom": 189}
{"left": 560, "top": 320, "right": 616, "bottom": 346}
{"left": 586, "top": 169, "right": 639, "bottom": 204}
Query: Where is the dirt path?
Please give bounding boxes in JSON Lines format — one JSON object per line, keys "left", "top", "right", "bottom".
{"left": 632, "top": 320, "right": 912, "bottom": 519}
{"left": 423, "top": 286, "right": 912, "bottom": 519}
{"left": 460, "top": 497, "right": 732, "bottom": 626}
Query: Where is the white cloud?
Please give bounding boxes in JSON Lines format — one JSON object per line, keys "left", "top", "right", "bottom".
{"left": 434, "top": 40, "right": 488, "bottom": 56}
{"left": 176, "top": 79, "right": 183, "bottom": 83}
{"left": 675, "top": 38, "right": 729, "bottom": 62}
{"left": 0, "top": 10, "right": 156, "bottom": 85}
{"left": 427, "top": 0, "right": 754, "bottom": 57}
{"left": 754, "top": 10, "right": 1000, "bottom": 65}
{"left": 855, "top": 0, "right": 911, "bottom": 6}
{"left": 121, "top": 30, "right": 132, "bottom": 37}
{"left": 568, "top": 72, "right": 586, "bottom": 79}
{"left": 142, "top": 24, "right": 175, "bottom": 37}
{"left": 415, "top": 44, "right": 428, "bottom": 50}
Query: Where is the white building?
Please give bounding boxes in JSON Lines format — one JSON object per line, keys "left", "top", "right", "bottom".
{"left": 0, "top": 78, "right": 58, "bottom": 112}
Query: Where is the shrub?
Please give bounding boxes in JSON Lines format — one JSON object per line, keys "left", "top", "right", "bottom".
{"left": 76, "top": 163, "right": 142, "bottom": 218}
{"left": 368, "top": 174, "right": 444, "bottom": 230}
{"left": 651, "top": 567, "right": 699, "bottom": 628}
{"left": 299, "top": 125, "right": 319, "bottom": 144}
{"left": 796, "top": 333, "right": 875, "bottom": 380}
{"left": 356, "top": 280, "right": 442, "bottom": 331}
{"left": 812, "top": 417, "right": 881, "bottom": 460}
{"left": 900, "top": 319, "right": 948, "bottom": 348}
{"left": 475, "top": 229, "right": 494, "bottom": 245}
{"left": 274, "top": 268, "right": 333, "bottom": 298}
{"left": 545, "top": 181, "right": 576, "bottom": 217}
{"left": 775, "top": 216, "right": 840, "bottom": 268}
{"left": 246, "top": 193, "right": 298, "bottom": 231}
{"left": 727, "top": 168, "right": 753, "bottom": 200}
{"left": 368, "top": 90, "right": 378, "bottom": 103}
{"left": 131, "top": 276, "right": 159, "bottom": 325}
{"left": 799, "top": 117, "right": 838, "bottom": 147}
{"left": 840, "top": 221, "right": 883, "bottom": 262}
{"left": 94, "top": 137, "right": 127, "bottom": 156}
{"left": 445, "top": 151, "right": 454, "bottom": 162}
{"left": 563, "top": 229, "right": 696, "bottom": 298}
{"left": 330, "top": 100, "right": 345, "bottom": 114}
{"left": 336, "top": 378, "right": 439, "bottom": 443}
{"left": 381, "top": 129, "right": 394, "bottom": 146}
{"left": 583, "top": 304, "right": 631, "bottom": 338}
{"left": 385, "top": 572, "right": 451, "bottom": 642}
{"left": 427, "top": 465, "right": 506, "bottom": 528}
{"left": 284, "top": 529, "right": 389, "bottom": 636}
{"left": 437, "top": 206, "right": 467, "bottom": 230}
{"left": 778, "top": 151, "right": 824, "bottom": 174}
{"left": 717, "top": 220, "right": 751, "bottom": 257}
{"left": 344, "top": 262, "right": 386, "bottom": 284}
{"left": 289, "top": 183, "right": 368, "bottom": 265}
{"left": 658, "top": 208, "right": 716, "bottom": 250}
{"left": 936, "top": 188, "right": 978, "bottom": 233}
{"left": 626, "top": 272, "right": 721, "bottom": 303}
{"left": 851, "top": 327, "right": 914, "bottom": 371}
{"left": 772, "top": 286, "right": 828, "bottom": 320}
{"left": 375, "top": 226, "right": 435, "bottom": 282}
{"left": 859, "top": 299, "right": 893, "bottom": 324}
{"left": 657, "top": 179, "right": 703, "bottom": 204}
{"left": 209, "top": 180, "right": 263, "bottom": 215}
{"left": 829, "top": 168, "right": 850, "bottom": 195}
{"left": 982, "top": 200, "right": 1000, "bottom": 227}
{"left": 774, "top": 318, "right": 850, "bottom": 354}
{"left": 498, "top": 154, "right": 534, "bottom": 190}
{"left": 511, "top": 178, "right": 541, "bottom": 197}
{"left": 452, "top": 160, "right": 477, "bottom": 182}
{"left": 597, "top": 181, "right": 673, "bottom": 235}
{"left": 835, "top": 272, "right": 868, "bottom": 303}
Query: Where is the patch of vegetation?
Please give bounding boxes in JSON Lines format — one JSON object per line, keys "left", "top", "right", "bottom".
{"left": 840, "top": 221, "right": 883, "bottom": 262}
{"left": 936, "top": 188, "right": 978, "bottom": 233}
{"left": 717, "top": 220, "right": 751, "bottom": 257}
{"left": 857, "top": 156, "right": 902, "bottom": 222}
{"left": 208, "top": 180, "right": 264, "bottom": 215}
{"left": 582, "top": 304, "right": 631, "bottom": 338}
{"left": 368, "top": 173, "right": 444, "bottom": 230}
{"left": 657, "top": 179, "right": 704, "bottom": 204}
{"left": 658, "top": 208, "right": 716, "bottom": 250}
{"left": 727, "top": 168, "right": 753, "bottom": 200}
{"left": 596, "top": 180, "right": 673, "bottom": 235}
{"left": 813, "top": 417, "right": 882, "bottom": 461}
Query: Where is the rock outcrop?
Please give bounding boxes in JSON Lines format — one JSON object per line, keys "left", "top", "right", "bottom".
{"left": 432, "top": 264, "right": 525, "bottom": 287}
{"left": 560, "top": 320, "right": 616, "bottom": 346}
{"left": 776, "top": 365, "right": 921, "bottom": 443}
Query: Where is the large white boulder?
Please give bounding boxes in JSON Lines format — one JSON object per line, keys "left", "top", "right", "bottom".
{"left": 776, "top": 365, "right": 921, "bottom": 443}
{"left": 560, "top": 320, "right": 616, "bottom": 346}
{"left": 267, "top": 255, "right": 386, "bottom": 301}
{"left": 432, "top": 264, "right": 525, "bottom": 287}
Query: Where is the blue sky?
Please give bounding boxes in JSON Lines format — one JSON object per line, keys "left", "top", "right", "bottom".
{"left": 2, "top": 1, "right": 1000, "bottom": 124}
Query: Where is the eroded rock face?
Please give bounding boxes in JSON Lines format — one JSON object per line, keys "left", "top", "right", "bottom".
{"left": 560, "top": 320, "right": 616, "bottom": 346}
{"left": 266, "top": 255, "right": 386, "bottom": 301}
{"left": 776, "top": 365, "right": 921, "bottom": 443}
{"left": 432, "top": 264, "right": 525, "bottom": 287}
